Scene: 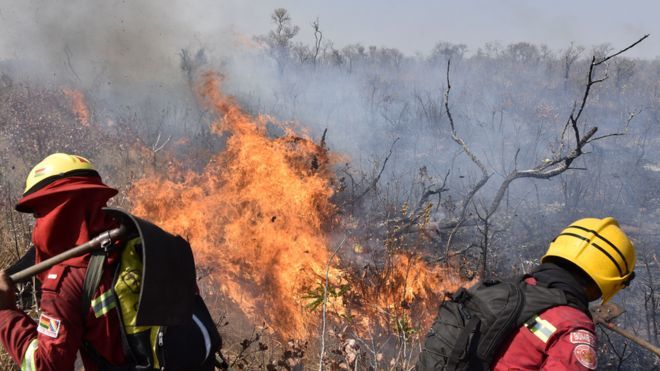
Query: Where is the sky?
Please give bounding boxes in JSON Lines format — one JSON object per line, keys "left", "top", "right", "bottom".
{"left": 213, "top": 0, "right": 659, "bottom": 59}
{"left": 0, "top": 0, "right": 656, "bottom": 86}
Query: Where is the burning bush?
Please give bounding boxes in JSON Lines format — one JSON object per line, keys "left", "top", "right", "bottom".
{"left": 127, "top": 73, "right": 470, "bottom": 369}
{"left": 130, "top": 72, "right": 339, "bottom": 338}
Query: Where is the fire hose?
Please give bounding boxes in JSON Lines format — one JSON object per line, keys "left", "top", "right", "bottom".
{"left": 597, "top": 320, "right": 660, "bottom": 357}
{"left": 592, "top": 303, "right": 660, "bottom": 358}
{"left": 9, "top": 225, "right": 127, "bottom": 283}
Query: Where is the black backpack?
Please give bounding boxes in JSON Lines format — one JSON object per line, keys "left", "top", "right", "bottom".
{"left": 415, "top": 278, "right": 588, "bottom": 371}
{"left": 81, "top": 208, "right": 223, "bottom": 371}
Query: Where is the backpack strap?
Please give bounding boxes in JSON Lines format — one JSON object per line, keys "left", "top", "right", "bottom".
{"left": 81, "top": 229, "right": 125, "bottom": 314}
{"left": 82, "top": 251, "right": 107, "bottom": 315}
{"left": 80, "top": 235, "right": 140, "bottom": 371}
{"left": 447, "top": 316, "right": 480, "bottom": 368}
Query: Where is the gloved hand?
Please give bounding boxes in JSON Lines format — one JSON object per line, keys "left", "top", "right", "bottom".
{"left": 0, "top": 270, "right": 16, "bottom": 310}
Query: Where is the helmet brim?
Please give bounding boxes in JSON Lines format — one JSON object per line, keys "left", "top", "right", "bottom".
{"left": 15, "top": 182, "right": 118, "bottom": 213}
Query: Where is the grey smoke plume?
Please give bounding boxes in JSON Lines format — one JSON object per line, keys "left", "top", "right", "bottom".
{"left": 1, "top": 1, "right": 657, "bottom": 224}
{"left": 0, "top": 0, "right": 240, "bottom": 87}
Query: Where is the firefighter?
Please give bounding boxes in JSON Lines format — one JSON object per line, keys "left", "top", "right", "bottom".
{"left": 492, "top": 217, "right": 636, "bottom": 370}
{"left": 0, "top": 153, "right": 127, "bottom": 370}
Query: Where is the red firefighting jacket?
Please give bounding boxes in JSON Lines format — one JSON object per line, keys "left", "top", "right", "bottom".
{"left": 0, "top": 259, "right": 126, "bottom": 370}
{"left": 492, "top": 278, "right": 598, "bottom": 370}
{"left": 1, "top": 176, "right": 124, "bottom": 370}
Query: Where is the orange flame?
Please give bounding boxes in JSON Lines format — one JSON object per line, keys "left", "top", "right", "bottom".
{"left": 347, "top": 253, "right": 470, "bottom": 335}
{"left": 128, "top": 72, "right": 470, "bottom": 340}
{"left": 62, "top": 88, "right": 91, "bottom": 127}
{"left": 129, "top": 72, "right": 337, "bottom": 337}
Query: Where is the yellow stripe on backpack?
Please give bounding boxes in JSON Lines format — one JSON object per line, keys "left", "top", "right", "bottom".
{"left": 114, "top": 238, "right": 161, "bottom": 368}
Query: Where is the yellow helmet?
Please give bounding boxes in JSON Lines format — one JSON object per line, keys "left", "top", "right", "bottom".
{"left": 542, "top": 217, "right": 636, "bottom": 303}
{"left": 22, "top": 153, "right": 97, "bottom": 195}
{"left": 15, "top": 153, "right": 117, "bottom": 213}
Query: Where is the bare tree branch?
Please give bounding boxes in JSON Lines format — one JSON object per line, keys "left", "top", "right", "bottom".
{"left": 64, "top": 44, "right": 81, "bottom": 82}
{"left": 320, "top": 127, "right": 328, "bottom": 148}
{"left": 443, "top": 59, "right": 490, "bottom": 259}
{"left": 312, "top": 18, "right": 323, "bottom": 66}
{"left": 151, "top": 131, "right": 172, "bottom": 153}
{"left": 354, "top": 137, "right": 399, "bottom": 202}
{"left": 595, "top": 34, "right": 649, "bottom": 66}
{"left": 487, "top": 127, "right": 597, "bottom": 217}
{"left": 590, "top": 132, "right": 626, "bottom": 142}
{"left": 485, "top": 35, "right": 649, "bottom": 219}
{"left": 415, "top": 169, "right": 451, "bottom": 212}
{"left": 389, "top": 169, "right": 451, "bottom": 239}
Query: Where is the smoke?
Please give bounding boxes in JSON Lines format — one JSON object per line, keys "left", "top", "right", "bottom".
{"left": 2, "top": 1, "right": 656, "bottom": 242}
{"left": 0, "top": 0, "right": 253, "bottom": 93}
{"left": 0, "top": 3, "right": 658, "bottom": 367}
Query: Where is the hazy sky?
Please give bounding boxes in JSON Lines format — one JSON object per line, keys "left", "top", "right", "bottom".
{"left": 216, "top": 0, "right": 659, "bottom": 58}
{"left": 0, "top": 0, "right": 656, "bottom": 86}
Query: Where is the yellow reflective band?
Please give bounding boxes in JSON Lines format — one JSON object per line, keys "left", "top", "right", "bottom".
{"left": 150, "top": 326, "right": 161, "bottom": 369}
{"left": 91, "top": 289, "right": 117, "bottom": 318}
{"left": 21, "top": 339, "right": 38, "bottom": 371}
{"left": 525, "top": 315, "right": 557, "bottom": 343}
{"left": 114, "top": 238, "right": 162, "bottom": 368}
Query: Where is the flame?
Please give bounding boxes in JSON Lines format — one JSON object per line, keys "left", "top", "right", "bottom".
{"left": 128, "top": 72, "right": 470, "bottom": 340}
{"left": 347, "top": 253, "right": 470, "bottom": 335}
{"left": 62, "top": 88, "right": 91, "bottom": 127}
{"left": 129, "top": 72, "right": 338, "bottom": 337}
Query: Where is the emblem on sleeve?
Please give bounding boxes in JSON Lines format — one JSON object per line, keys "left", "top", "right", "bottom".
{"left": 569, "top": 329, "right": 596, "bottom": 346}
{"left": 37, "top": 313, "right": 61, "bottom": 338}
{"left": 574, "top": 344, "right": 597, "bottom": 369}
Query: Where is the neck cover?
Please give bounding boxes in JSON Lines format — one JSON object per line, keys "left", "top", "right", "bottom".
{"left": 28, "top": 176, "right": 117, "bottom": 268}
{"left": 532, "top": 262, "right": 590, "bottom": 312}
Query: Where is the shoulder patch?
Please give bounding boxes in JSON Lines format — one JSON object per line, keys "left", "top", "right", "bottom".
{"left": 574, "top": 344, "right": 597, "bottom": 369}
{"left": 570, "top": 329, "right": 596, "bottom": 346}
{"left": 37, "top": 313, "right": 61, "bottom": 338}
{"left": 525, "top": 315, "right": 557, "bottom": 343}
